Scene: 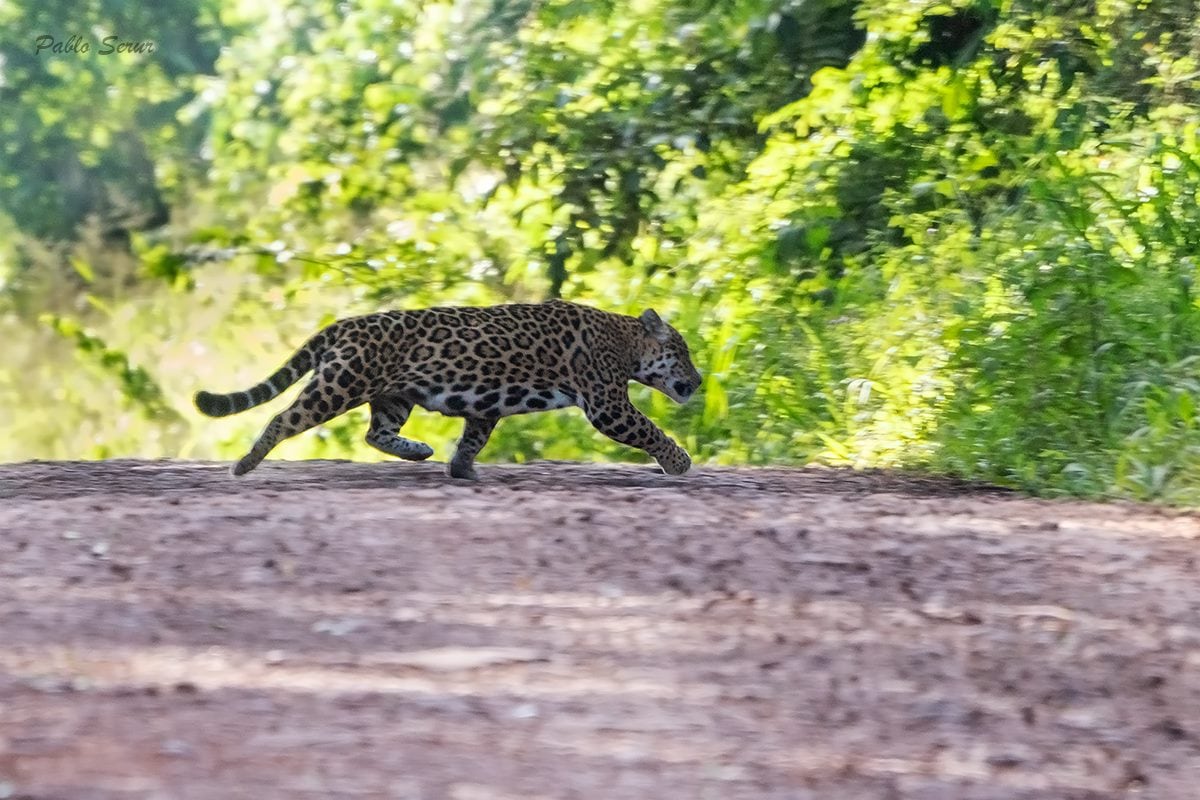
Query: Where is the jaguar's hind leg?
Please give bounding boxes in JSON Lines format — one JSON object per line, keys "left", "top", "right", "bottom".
{"left": 232, "top": 377, "right": 359, "bottom": 476}
{"left": 447, "top": 416, "right": 498, "bottom": 480}
{"left": 365, "top": 395, "right": 434, "bottom": 461}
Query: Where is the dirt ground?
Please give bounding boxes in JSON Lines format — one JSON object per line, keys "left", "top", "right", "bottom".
{"left": 1, "top": 460, "right": 1198, "bottom": 800}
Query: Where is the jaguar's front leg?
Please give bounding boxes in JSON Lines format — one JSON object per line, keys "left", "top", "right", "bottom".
{"left": 583, "top": 393, "right": 691, "bottom": 475}
{"left": 447, "top": 416, "right": 498, "bottom": 480}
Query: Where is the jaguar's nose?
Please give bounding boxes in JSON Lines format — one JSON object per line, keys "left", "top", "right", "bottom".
{"left": 674, "top": 380, "right": 698, "bottom": 400}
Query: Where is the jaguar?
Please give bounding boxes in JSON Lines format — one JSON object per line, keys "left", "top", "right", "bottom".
{"left": 194, "top": 299, "right": 702, "bottom": 480}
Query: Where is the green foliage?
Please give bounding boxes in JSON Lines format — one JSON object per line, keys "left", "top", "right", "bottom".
{"left": 40, "top": 312, "right": 181, "bottom": 422}
{"left": 0, "top": 0, "right": 222, "bottom": 241}
{"left": 4, "top": 0, "right": 1200, "bottom": 504}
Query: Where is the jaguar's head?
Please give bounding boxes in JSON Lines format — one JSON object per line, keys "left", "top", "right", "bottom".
{"left": 633, "top": 308, "right": 702, "bottom": 404}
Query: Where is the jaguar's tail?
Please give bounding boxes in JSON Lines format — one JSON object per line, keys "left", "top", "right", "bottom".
{"left": 194, "top": 330, "right": 329, "bottom": 418}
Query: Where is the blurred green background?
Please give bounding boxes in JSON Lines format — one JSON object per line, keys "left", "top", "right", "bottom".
{"left": 3, "top": 0, "right": 1200, "bottom": 502}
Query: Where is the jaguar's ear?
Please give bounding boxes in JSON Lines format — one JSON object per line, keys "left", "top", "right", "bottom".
{"left": 639, "top": 308, "right": 670, "bottom": 343}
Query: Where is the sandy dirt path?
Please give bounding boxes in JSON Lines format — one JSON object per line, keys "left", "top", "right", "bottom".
{"left": 1, "top": 459, "right": 1198, "bottom": 799}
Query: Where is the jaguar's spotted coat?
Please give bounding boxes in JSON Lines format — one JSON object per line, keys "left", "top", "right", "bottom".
{"left": 194, "top": 300, "right": 702, "bottom": 479}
